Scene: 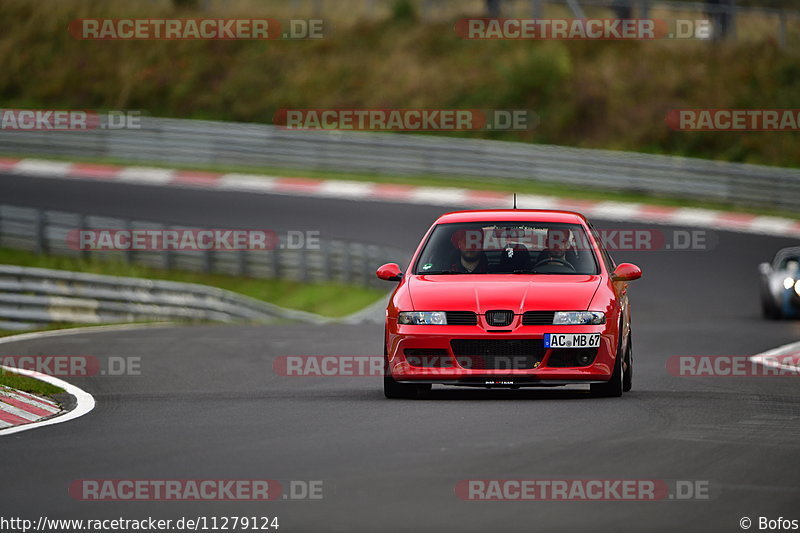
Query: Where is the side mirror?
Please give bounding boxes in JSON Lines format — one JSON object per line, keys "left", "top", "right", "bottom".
{"left": 612, "top": 263, "right": 642, "bottom": 282}
{"left": 758, "top": 262, "right": 772, "bottom": 275}
{"left": 376, "top": 263, "right": 403, "bottom": 282}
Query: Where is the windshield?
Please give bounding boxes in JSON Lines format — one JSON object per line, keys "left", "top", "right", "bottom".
{"left": 776, "top": 255, "right": 800, "bottom": 271}
{"left": 414, "top": 222, "right": 599, "bottom": 275}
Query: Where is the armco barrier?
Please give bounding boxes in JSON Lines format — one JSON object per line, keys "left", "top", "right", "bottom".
{"left": 1, "top": 117, "right": 798, "bottom": 211}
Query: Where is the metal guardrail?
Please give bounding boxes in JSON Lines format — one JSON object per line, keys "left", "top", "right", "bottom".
{"left": 220, "top": 0, "right": 798, "bottom": 46}
{"left": 218, "top": 0, "right": 800, "bottom": 41}
{"left": 0, "top": 205, "right": 405, "bottom": 290}
{"left": 1, "top": 117, "right": 799, "bottom": 211}
{"left": 0, "top": 264, "right": 338, "bottom": 330}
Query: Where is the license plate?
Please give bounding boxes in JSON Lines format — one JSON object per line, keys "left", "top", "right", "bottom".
{"left": 544, "top": 333, "right": 600, "bottom": 349}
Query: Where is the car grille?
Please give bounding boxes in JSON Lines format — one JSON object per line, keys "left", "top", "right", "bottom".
{"left": 485, "top": 310, "right": 514, "bottom": 327}
{"left": 450, "top": 339, "right": 546, "bottom": 370}
{"left": 445, "top": 311, "right": 478, "bottom": 325}
{"left": 521, "top": 311, "right": 556, "bottom": 325}
{"left": 546, "top": 348, "right": 598, "bottom": 367}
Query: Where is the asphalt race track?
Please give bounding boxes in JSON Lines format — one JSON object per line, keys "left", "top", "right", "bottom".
{"left": 2, "top": 172, "right": 800, "bottom": 532}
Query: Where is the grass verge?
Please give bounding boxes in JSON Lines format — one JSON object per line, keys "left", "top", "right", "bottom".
{"left": 0, "top": 247, "right": 386, "bottom": 318}
{"left": 0, "top": 369, "right": 65, "bottom": 397}
{"left": 2, "top": 1, "right": 798, "bottom": 167}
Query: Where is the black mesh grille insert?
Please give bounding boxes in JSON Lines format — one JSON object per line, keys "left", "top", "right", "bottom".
{"left": 521, "top": 311, "right": 556, "bottom": 325}
{"left": 404, "top": 349, "right": 453, "bottom": 368}
{"left": 546, "top": 348, "right": 598, "bottom": 367}
{"left": 445, "top": 311, "right": 478, "bottom": 325}
{"left": 450, "top": 339, "right": 546, "bottom": 370}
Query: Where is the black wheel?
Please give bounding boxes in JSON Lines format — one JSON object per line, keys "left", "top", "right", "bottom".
{"left": 591, "top": 331, "right": 624, "bottom": 398}
{"left": 383, "top": 375, "right": 430, "bottom": 399}
{"left": 622, "top": 335, "right": 633, "bottom": 393}
{"left": 383, "top": 342, "right": 431, "bottom": 399}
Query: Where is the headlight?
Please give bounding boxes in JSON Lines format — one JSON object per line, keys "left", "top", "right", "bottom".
{"left": 795, "top": 280, "right": 800, "bottom": 297}
{"left": 553, "top": 311, "right": 605, "bottom": 325}
{"left": 398, "top": 311, "right": 448, "bottom": 325}
{"left": 784, "top": 277, "right": 795, "bottom": 290}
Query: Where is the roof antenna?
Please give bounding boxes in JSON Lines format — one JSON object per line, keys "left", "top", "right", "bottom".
{"left": 513, "top": 193, "right": 517, "bottom": 209}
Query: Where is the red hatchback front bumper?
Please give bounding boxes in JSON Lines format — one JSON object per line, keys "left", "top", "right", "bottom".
{"left": 387, "top": 323, "right": 618, "bottom": 386}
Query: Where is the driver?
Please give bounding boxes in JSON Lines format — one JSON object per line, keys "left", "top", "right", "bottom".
{"left": 534, "top": 229, "right": 576, "bottom": 272}
{"left": 450, "top": 229, "right": 488, "bottom": 273}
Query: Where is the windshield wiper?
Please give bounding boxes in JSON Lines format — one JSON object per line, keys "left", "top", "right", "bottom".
{"left": 419, "top": 270, "right": 466, "bottom": 275}
{"left": 512, "top": 269, "right": 538, "bottom": 274}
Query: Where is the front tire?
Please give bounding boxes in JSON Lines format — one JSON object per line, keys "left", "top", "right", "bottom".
{"left": 383, "top": 343, "right": 431, "bottom": 399}
{"left": 591, "top": 333, "right": 624, "bottom": 398}
{"left": 622, "top": 335, "right": 633, "bottom": 392}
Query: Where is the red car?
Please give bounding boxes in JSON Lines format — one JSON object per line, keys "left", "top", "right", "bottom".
{"left": 376, "top": 209, "right": 642, "bottom": 398}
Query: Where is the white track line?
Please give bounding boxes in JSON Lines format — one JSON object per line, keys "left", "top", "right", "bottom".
{"left": 0, "top": 323, "right": 172, "bottom": 436}
{"left": 0, "top": 364, "right": 95, "bottom": 435}
{"left": 749, "top": 340, "right": 800, "bottom": 373}
{"left": 5, "top": 157, "right": 800, "bottom": 238}
{"left": 14, "top": 159, "right": 72, "bottom": 177}
{"left": 116, "top": 167, "right": 175, "bottom": 185}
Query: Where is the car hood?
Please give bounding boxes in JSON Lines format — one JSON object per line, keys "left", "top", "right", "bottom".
{"left": 406, "top": 275, "right": 603, "bottom": 313}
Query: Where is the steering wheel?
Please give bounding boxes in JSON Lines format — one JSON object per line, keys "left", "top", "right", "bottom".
{"left": 532, "top": 257, "right": 576, "bottom": 273}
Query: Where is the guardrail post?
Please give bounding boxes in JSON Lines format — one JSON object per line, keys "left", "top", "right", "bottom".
{"left": 77, "top": 214, "right": 89, "bottom": 260}
{"left": 162, "top": 224, "right": 173, "bottom": 270}
{"left": 35, "top": 209, "right": 47, "bottom": 255}
{"left": 342, "top": 242, "right": 353, "bottom": 284}
{"left": 237, "top": 250, "right": 248, "bottom": 277}
{"left": 204, "top": 248, "right": 213, "bottom": 274}
{"left": 298, "top": 248, "right": 310, "bottom": 283}
{"left": 124, "top": 219, "right": 134, "bottom": 264}
{"left": 321, "top": 242, "right": 333, "bottom": 281}
{"left": 272, "top": 240, "right": 282, "bottom": 279}
{"left": 362, "top": 245, "right": 373, "bottom": 287}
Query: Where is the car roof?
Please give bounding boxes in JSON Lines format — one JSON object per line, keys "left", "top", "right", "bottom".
{"left": 434, "top": 209, "right": 589, "bottom": 225}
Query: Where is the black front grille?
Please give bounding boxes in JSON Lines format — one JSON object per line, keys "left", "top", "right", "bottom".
{"left": 485, "top": 310, "right": 514, "bottom": 327}
{"left": 404, "top": 349, "right": 453, "bottom": 368}
{"left": 450, "top": 339, "right": 546, "bottom": 370}
{"left": 445, "top": 311, "right": 478, "bottom": 325}
{"left": 546, "top": 348, "right": 598, "bottom": 367}
{"left": 522, "top": 311, "right": 556, "bottom": 325}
